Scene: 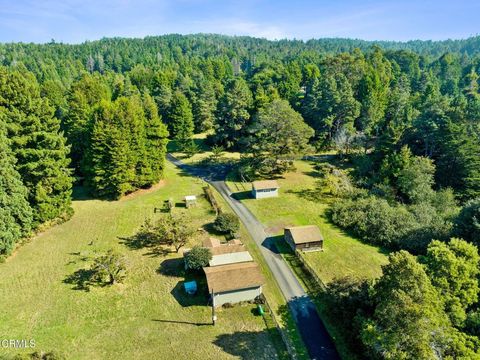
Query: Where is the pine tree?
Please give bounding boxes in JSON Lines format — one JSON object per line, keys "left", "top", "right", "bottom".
{"left": 0, "top": 120, "right": 33, "bottom": 255}
{"left": 166, "top": 91, "right": 194, "bottom": 148}
{"left": 63, "top": 73, "right": 110, "bottom": 174}
{"left": 213, "top": 77, "right": 253, "bottom": 149}
{"left": 85, "top": 96, "right": 150, "bottom": 198}
{"left": 0, "top": 67, "right": 73, "bottom": 224}
{"left": 142, "top": 93, "right": 169, "bottom": 185}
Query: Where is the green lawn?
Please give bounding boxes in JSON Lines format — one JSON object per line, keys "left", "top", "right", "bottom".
{"left": 226, "top": 160, "right": 388, "bottom": 284}
{"left": 0, "top": 163, "right": 282, "bottom": 360}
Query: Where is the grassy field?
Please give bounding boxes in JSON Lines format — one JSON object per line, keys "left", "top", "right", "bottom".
{"left": 0, "top": 162, "right": 284, "bottom": 360}
{"left": 226, "top": 160, "right": 389, "bottom": 283}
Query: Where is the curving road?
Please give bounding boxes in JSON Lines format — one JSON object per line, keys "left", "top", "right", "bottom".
{"left": 167, "top": 154, "right": 339, "bottom": 360}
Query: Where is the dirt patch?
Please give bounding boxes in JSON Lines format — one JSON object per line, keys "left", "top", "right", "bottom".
{"left": 120, "top": 180, "right": 167, "bottom": 201}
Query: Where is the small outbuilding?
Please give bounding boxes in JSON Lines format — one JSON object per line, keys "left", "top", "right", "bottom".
{"left": 251, "top": 180, "right": 280, "bottom": 199}
{"left": 184, "top": 195, "right": 197, "bottom": 208}
{"left": 203, "top": 238, "right": 253, "bottom": 266}
{"left": 203, "top": 262, "right": 265, "bottom": 307}
{"left": 284, "top": 225, "right": 324, "bottom": 252}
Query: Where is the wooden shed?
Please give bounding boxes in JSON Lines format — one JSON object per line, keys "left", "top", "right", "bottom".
{"left": 284, "top": 225, "right": 324, "bottom": 252}
{"left": 251, "top": 180, "right": 280, "bottom": 199}
{"left": 203, "top": 262, "right": 265, "bottom": 307}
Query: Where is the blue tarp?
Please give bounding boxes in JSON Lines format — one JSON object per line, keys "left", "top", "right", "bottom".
{"left": 184, "top": 280, "right": 197, "bottom": 295}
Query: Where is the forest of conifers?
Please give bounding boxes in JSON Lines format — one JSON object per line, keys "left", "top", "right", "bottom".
{"left": 1, "top": 34, "right": 480, "bottom": 358}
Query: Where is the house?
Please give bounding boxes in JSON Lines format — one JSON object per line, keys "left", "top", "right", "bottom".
{"left": 202, "top": 238, "right": 253, "bottom": 266}
{"left": 284, "top": 225, "right": 324, "bottom": 252}
{"left": 203, "top": 262, "right": 265, "bottom": 307}
{"left": 251, "top": 180, "right": 280, "bottom": 199}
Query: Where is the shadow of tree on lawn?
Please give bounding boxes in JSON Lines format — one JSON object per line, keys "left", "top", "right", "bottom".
{"left": 63, "top": 268, "right": 97, "bottom": 292}
{"left": 213, "top": 330, "right": 280, "bottom": 360}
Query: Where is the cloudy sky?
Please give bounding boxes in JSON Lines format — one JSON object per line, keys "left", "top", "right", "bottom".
{"left": 0, "top": 0, "right": 479, "bottom": 43}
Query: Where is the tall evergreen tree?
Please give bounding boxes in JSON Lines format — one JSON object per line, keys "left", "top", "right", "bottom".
{"left": 213, "top": 77, "right": 253, "bottom": 149}
{"left": 63, "top": 73, "right": 110, "bottom": 174}
{"left": 0, "top": 121, "right": 33, "bottom": 255}
{"left": 0, "top": 67, "right": 73, "bottom": 224}
{"left": 166, "top": 91, "right": 194, "bottom": 148}
{"left": 142, "top": 93, "right": 169, "bottom": 184}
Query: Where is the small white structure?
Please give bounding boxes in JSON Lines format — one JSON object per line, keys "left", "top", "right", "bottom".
{"left": 251, "top": 180, "right": 280, "bottom": 199}
{"left": 184, "top": 195, "right": 197, "bottom": 208}
{"left": 204, "top": 262, "right": 265, "bottom": 307}
{"left": 203, "top": 238, "right": 253, "bottom": 267}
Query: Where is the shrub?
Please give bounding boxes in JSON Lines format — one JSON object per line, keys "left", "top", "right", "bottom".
{"left": 91, "top": 250, "right": 127, "bottom": 285}
{"left": 185, "top": 246, "right": 212, "bottom": 270}
{"left": 212, "top": 212, "right": 240, "bottom": 237}
{"left": 454, "top": 198, "right": 480, "bottom": 245}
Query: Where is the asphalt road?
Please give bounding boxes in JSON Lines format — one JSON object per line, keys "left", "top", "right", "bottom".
{"left": 167, "top": 154, "right": 339, "bottom": 360}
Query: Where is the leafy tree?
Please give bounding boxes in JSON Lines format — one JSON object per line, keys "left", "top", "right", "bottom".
{"left": 213, "top": 77, "right": 253, "bottom": 149}
{"left": 424, "top": 238, "right": 480, "bottom": 327}
{"left": 245, "top": 99, "right": 314, "bottom": 175}
{"left": 91, "top": 250, "right": 127, "bottom": 285}
{"left": 184, "top": 246, "right": 212, "bottom": 270}
{"left": 212, "top": 212, "right": 240, "bottom": 238}
{"left": 0, "top": 67, "right": 73, "bottom": 224}
{"left": 361, "top": 251, "right": 450, "bottom": 360}
{"left": 0, "top": 122, "right": 33, "bottom": 255}
{"left": 397, "top": 155, "right": 435, "bottom": 204}
{"left": 455, "top": 198, "right": 480, "bottom": 244}
{"left": 155, "top": 213, "right": 195, "bottom": 253}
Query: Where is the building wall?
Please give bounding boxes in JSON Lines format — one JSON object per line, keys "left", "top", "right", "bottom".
{"left": 284, "top": 231, "right": 296, "bottom": 251}
{"left": 252, "top": 188, "right": 279, "bottom": 199}
{"left": 213, "top": 286, "right": 262, "bottom": 307}
{"left": 297, "top": 241, "right": 323, "bottom": 252}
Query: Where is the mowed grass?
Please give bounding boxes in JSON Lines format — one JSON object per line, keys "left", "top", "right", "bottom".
{"left": 227, "top": 160, "right": 388, "bottom": 283}
{"left": 0, "top": 163, "right": 280, "bottom": 360}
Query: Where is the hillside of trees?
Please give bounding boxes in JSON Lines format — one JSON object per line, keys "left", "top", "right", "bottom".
{"left": 1, "top": 33, "right": 480, "bottom": 358}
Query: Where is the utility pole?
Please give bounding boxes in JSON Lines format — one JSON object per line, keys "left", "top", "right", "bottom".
{"left": 211, "top": 288, "right": 216, "bottom": 326}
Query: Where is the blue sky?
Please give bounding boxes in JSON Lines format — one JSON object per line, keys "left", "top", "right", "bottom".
{"left": 0, "top": 0, "right": 479, "bottom": 43}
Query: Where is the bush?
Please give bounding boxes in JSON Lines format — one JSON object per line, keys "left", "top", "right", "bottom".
{"left": 184, "top": 246, "right": 212, "bottom": 270}
{"left": 454, "top": 198, "right": 480, "bottom": 245}
{"left": 91, "top": 250, "right": 127, "bottom": 285}
{"left": 330, "top": 196, "right": 417, "bottom": 248}
{"left": 212, "top": 212, "right": 240, "bottom": 237}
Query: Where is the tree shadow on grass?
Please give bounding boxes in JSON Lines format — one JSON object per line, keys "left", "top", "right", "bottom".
{"left": 119, "top": 233, "right": 171, "bottom": 258}
{"left": 157, "top": 258, "right": 185, "bottom": 277}
{"left": 213, "top": 330, "right": 280, "bottom": 360}
{"left": 170, "top": 280, "right": 209, "bottom": 307}
{"left": 63, "top": 268, "right": 97, "bottom": 292}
